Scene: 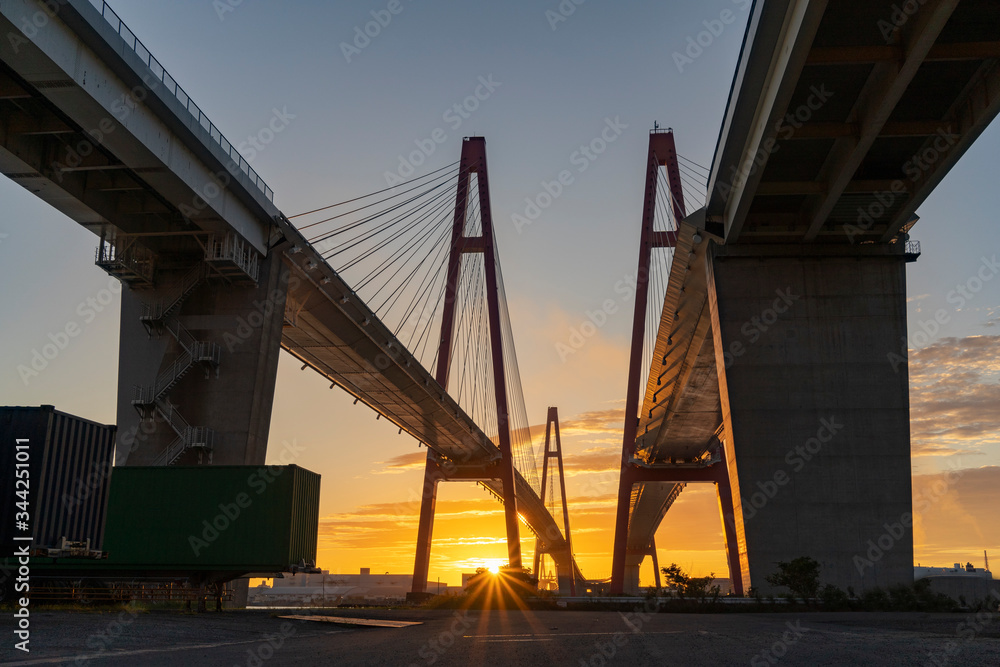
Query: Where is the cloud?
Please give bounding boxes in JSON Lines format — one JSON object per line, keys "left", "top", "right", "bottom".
{"left": 560, "top": 408, "right": 625, "bottom": 437}
{"left": 372, "top": 451, "right": 427, "bottom": 474}
{"left": 912, "top": 443, "right": 980, "bottom": 458}
{"left": 909, "top": 335, "right": 1000, "bottom": 460}
{"left": 561, "top": 449, "right": 621, "bottom": 475}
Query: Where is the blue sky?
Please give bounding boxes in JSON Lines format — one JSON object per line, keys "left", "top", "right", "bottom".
{"left": 1, "top": 0, "right": 998, "bottom": 582}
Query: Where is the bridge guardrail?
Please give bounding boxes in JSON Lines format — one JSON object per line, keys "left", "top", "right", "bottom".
{"left": 85, "top": 0, "right": 275, "bottom": 203}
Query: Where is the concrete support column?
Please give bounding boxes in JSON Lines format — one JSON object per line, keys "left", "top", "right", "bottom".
{"left": 623, "top": 552, "right": 644, "bottom": 594}
{"left": 708, "top": 245, "right": 912, "bottom": 593}
{"left": 553, "top": 547, "right": 574, "bottom": 594}
{"left": 115, "top": 251, "right": 289, "bottom": 466}
{"left": 714, "top": 455, "right": 746, "bottom": 596}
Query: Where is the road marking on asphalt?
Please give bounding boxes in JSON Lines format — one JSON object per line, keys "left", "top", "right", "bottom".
{"left": 465, "top": 631, "right": 685, "bottom": 639}
{"left": 473, "top": 638, "right": 556, "bottom": 642}
{"left": 279, "top": 615, "right": 422, "bottom": 628}
{"left": 1, "top": 636, "right": 346, "bottom": 666}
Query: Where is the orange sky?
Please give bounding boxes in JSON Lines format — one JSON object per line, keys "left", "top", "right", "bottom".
{"left": 265, "top": 328, "right": 1000, "bottom": 588}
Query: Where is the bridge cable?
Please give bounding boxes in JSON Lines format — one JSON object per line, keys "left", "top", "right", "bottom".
{"left": 288, "top": 160, "right": 460, "bottom": 220}
{"left": 310, "top": 176, "right": 458, "bottom": 251}
{"left": 676, "top": 154, "right": 710, "bottom": 175}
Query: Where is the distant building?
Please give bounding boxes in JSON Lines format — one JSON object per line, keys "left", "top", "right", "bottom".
{"left": 914, "top": 563, "right": 993, "bottom": 581}
{"left": 915, "top": 562, "right": 998, "bottom": 606}
{"left": 249, "top": 568, "right": 463, "bottom": 606}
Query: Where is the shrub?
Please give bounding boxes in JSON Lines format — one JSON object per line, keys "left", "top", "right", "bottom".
{"left": 660, "top": 563, "right": 717, "bottom": 601}
{"left": 820, "top": 584, "right": 851, "bottom": 611}
{"left": 861, "top": 587, "right": 890, "bottom": 611}
{"left": 765, "top": 556, "right": 821, "bottom": 601}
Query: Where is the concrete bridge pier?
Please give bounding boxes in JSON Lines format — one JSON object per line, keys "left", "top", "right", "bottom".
{"left": 114, "top": 246, "right": 289, "bottom": 467}
{"left": 708, "top": 243, "right": 914, "bottom": 594}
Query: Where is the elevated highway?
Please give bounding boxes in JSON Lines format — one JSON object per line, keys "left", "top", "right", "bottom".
{"left": 614, "top": 0, "right": 1000, "bottom": 594}
{"left": 0, "top": 0, "right": 581, "bottom": 590}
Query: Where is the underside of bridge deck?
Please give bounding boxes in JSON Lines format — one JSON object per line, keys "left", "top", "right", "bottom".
{"left": 615, "top": 0, "right": 1000, "bottom": 595}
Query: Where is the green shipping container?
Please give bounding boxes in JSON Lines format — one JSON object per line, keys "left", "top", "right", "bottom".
{"left": 102, "top": 465, "right": 320, "bottom": 573}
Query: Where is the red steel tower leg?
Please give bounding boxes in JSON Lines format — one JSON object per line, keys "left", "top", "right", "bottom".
{"left": 532, "top": 407, "right": 575, "bottom": 595}
{"left": 411, "top": 137, "right": 522, "bottom": 593}
{"left": 411, "top": 139, "right": 475, "bottom": 594}
{"left": 610, "top": 130, "right": 686, "bottom": 595}
{"left": 532, "top": 416, "right": 552, "bottom": 584}
{"left": 478, "top": 138, "right": 524, "bottom": 571}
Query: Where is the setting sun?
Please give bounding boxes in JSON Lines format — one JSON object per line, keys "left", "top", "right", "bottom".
{"left": 484, "top": 559, "right": 505, "bottom": 575}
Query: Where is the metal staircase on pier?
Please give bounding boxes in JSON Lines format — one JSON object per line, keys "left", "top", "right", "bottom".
{"left": 138, "top": 263, "right": 208, "bottom": 330}
{"left": 131, "top": 319, "right": 220, "bottom": 406}
{"left": 93, "top": 229, "right": 264, "bottom": 466}
{"left": 148, "top": 399, "right": 215, "bottom": 465}
{"left": 128, "top": 262, "right": 220, "bottom": 465}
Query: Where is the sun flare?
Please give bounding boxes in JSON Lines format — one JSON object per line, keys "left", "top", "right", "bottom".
{"left": 483, "top": 559, "right": 505, "bottom": 575}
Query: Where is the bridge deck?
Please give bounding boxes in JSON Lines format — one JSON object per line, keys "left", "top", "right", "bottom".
{"left": 279, "top": 221, "right": 581, "bottom": 580}
{"left": 0, "top": 0, "right": 581, "bottom": 584}
{"left": 625, "top": 0, "right": 1000, "bottom": 560}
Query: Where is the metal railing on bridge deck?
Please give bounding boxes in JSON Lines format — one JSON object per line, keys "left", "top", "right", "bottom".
{"left": 84, "top": 0, "right": 275, "bottom": 203}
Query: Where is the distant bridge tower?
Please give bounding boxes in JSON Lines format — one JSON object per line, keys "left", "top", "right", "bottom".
{"left": 532, "top": 407, "right": 575, "bottom": 595}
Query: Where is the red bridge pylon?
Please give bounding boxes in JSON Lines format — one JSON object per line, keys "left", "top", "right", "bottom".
{"left": 609, "top": 129, "right": 743, "bottom": 596}
{"left": 532, "top": 407, "right": 575, "bottom": 595}
{"left": 411, "top": 137, "right": 523, "bottom": 595}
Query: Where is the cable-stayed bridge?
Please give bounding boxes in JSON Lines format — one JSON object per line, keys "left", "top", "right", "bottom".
{"left": 610, "top": 0, "right": 1000, "bottom": 595}
{"left": 4, "top": 0, "right": 998, "bottom": 599}
{"left": 0, "top": 0, "right": 581, "bottom": 592}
